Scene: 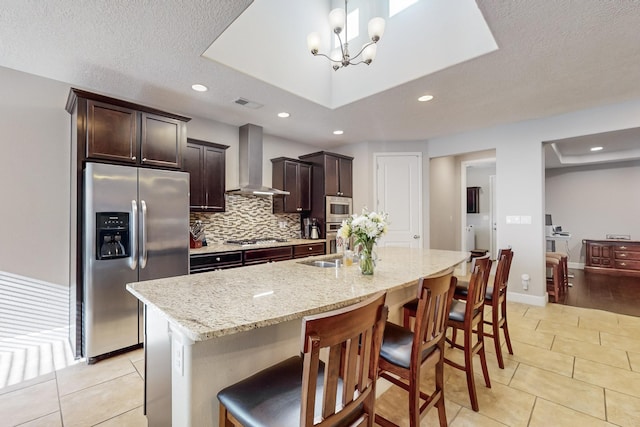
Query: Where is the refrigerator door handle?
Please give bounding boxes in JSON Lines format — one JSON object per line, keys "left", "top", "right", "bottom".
{"left": 140, "top": 200, "right": 148, "bottom": 269}
{"left": 130, "top": 200, "right": 138, "bottom": 270}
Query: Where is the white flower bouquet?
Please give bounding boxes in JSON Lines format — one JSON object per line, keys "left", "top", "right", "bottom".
{"left": 337, "top": 209, "right": 389, "bottom": 274}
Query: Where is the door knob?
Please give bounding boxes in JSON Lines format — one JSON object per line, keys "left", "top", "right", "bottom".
{"left": 413, "top": 235, "right": 420, "bottom": 239}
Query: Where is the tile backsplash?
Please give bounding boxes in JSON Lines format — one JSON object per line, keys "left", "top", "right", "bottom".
{"left": 190, "top": 194, "right": 301, "bottom": 243}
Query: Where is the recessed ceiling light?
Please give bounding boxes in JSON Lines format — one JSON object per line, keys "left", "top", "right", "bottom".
{"left": 277, "top": 112, "right": 290, "bottom": 118}
{"left": 191, "top": 84, "right": 208, "bottom": 92}
{"left": 418, "top": 95, "right": 434, "bottom": 102}
{"left": 333, "top": 130, "right": 344, "bottom": 135}
{"left": 590, "top": 146, "right": 603, "bottom": 152}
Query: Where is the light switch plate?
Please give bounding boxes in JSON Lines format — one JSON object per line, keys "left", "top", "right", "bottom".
{"left": 506, "top": 215, "right": 521, "bottom": 224}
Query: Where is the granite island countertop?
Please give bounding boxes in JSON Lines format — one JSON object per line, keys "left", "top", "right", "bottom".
{"left": 189, "top": 238, "right": 326, "bottom": 255}
{"left": 127, "top": 247, "right": 468, "bottom": 343}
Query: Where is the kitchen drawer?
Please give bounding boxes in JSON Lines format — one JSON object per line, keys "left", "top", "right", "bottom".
{"left": 615, "top": 251, "right": 640, "bottom": 261}
{"left": 244, "top": 246, "right": 293, "bottom": 265}
{"left": 614, "top": 259, "right": 640, "bottom": 271}
{"left": 614, "top": 244, "right": 640, "bottom": 252}
{"left": 190, "top": 251, "right": 243, "bottom": 273}
{"left": 293, "top": 242, "right": 326, "bottom": 258}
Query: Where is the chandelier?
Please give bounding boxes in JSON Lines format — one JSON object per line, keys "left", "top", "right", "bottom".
{"left": 307, "top": 0, "right": 386, "bottom": 71}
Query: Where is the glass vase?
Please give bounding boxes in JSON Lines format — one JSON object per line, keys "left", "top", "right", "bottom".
{"left": 359, "top": 241, "right": 376, "bottom": 275}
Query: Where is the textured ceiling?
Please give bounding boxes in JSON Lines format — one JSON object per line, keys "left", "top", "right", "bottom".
{"left": 1, "top": 0, "right": 639, "bottom": 167}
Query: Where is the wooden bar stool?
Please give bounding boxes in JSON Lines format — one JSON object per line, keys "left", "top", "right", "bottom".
{"left": 402, "top": 253, "right": 490, "bottom": 331}
{"left": 483, "top": 249, "right": 514, "bottom": 369}
{"left": 217, "top": 292, "right": 388, "bottom": 427}
{"left": 546, "top": 252, "right": 567, "bottom": 302}
{"left": 444, "top": 257, "right": 492, "bottom": 412}
{"left": 376, "top": 271, "right": 456, "bottom": 427}
{"left": 453, "top": 249, "right": 515, "bottom": 369}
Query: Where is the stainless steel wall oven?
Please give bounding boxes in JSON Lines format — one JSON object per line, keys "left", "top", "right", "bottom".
{"left": 325, "top": 196, "right": 352, "bottom": 223}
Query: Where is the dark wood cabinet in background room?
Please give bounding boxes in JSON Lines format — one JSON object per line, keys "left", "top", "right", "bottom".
{"left": 71, "top": 90, "right": 189, "bottom": 170}
{"left": 584, "top": 239, "right": 640, "bottom": 276}
{"left": 271, "top": 157, "right": 312, "bottom": 213}
{"left": 183, "top": 138, "right": 229, "bottom": 212}
{"left": 300, "top": 152, "right": 353, "bottom": 197}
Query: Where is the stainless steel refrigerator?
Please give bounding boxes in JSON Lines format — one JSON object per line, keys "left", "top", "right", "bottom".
{"left": 83, "top": 162, "right": 189, "bottom": 363}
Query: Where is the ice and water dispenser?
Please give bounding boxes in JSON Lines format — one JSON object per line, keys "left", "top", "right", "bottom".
{"left": 96, "top": 212, "right": 130, "bottom": 260}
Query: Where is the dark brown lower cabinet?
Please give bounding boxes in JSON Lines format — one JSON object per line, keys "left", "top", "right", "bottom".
{"left": 243, "top": 247, "right": 293, "bottom": 266}
{"left": 189, "top": 251, "right": 243, "bottom": 273}
{"left": 293, "top": 242, "right": 326, "bottom": 258}
{"left": 584, "top": 239, "right": 640, "bottom": 276}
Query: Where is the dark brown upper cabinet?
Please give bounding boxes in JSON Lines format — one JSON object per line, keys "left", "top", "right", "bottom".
{"left": 140, "top": 113, "right": 184, "bottom": 168}
{"left": 184, "top": 138, "right": 229, "bottom": 212}
{"left": 66, "top": 88, "right": 190, "bottom": 170}
{"left": 271, "top": 157, "right": 312, "bottom": 213}
{"left": 86, "top": 100, "right": 138, "bottom": 164}
{"left": 299, "top": 151, "right": 353, "bottom": 198}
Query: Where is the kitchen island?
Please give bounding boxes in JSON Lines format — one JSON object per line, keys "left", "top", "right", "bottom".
{"left": 127, "top": 246, "right": 468, "bottom": 426}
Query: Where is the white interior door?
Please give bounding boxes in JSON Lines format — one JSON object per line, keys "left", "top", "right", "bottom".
{"left": 374, "top": 153, "right": 422, "bottom": 248}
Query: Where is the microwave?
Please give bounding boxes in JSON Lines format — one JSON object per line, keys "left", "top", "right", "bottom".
{"left": 325, "top": 196, "right": 352, "bottom": 223}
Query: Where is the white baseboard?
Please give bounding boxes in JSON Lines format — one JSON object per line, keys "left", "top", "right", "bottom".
{"left": 507, "top": 291, "right": 547, "bottom": 306}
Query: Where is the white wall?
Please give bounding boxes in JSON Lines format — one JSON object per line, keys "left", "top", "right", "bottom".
{"left": 0, "top": 67, "right": 71, "bottom": 285}
{"left": 545, "top": 160, "right": 640, "bottom": 264}
{"left": 429, "top": 156, "right": 458, "bottom": 250}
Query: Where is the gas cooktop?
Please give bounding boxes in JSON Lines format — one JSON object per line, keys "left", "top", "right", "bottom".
{"left": 225, "top": 237, "right": 289, "bottom": 246}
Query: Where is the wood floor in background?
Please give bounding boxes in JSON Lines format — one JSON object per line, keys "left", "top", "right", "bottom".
{"left": 562, "top": 268, "right": 640, "bottom": 317}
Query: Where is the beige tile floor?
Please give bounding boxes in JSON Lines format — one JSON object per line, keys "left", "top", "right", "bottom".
{"left": 1, "top": 301, "right": 640, "bottom": 426}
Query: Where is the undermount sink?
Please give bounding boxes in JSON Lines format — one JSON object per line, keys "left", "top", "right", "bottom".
{"left": 300, "top": 260, "right": 337, "bottom": 268}
{"left": 298, "top": 255, "right": 343, "bottom": 268}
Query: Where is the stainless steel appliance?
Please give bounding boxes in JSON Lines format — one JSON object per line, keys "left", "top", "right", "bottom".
{"left": 310, "top": 218, "right": 320, "bottom": 239}
{"left": 83, "top": 162, "right": 189, "bottom": 363}
{"left": 325, "top": 222, "right": 342, "bottom": 254}
{"left": 325, "top": 195, "right": 352, "bottom": 223}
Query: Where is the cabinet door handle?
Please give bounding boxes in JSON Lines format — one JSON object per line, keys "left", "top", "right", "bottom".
{"left": 620, "top": 246, "right": 627, "bottom": 249}
{"left": 620, "top": 253, "right": 626, "bottom": 257}
{"left": 216, "top": 257, "right": 221, "bottom": 261}
{"left": 132, "top": 156, "right": 136, "bottom": 161}
{"left": 309, "top": 247, "right": 313, "bottom": 250}
{"left": 620, "top": 262, "right": 627, "bottom": 266}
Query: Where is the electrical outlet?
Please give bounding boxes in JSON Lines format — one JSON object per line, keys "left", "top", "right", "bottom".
{"left": 173, "top": 339, "right": 184, "bottom": 376}
{"left": 279, "top": 221, "right": 287, "bottom": 229}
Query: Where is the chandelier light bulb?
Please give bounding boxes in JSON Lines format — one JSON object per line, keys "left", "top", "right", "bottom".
{"left": 329, "top": 8, "right": 346, "bottom": 34}
{"left": 307, "top": 32, "right": 321, "bottom": 54}
{"left": 368, "top": 17, "right": 386, "bottom": 42}
{"left": 362, "top": 43, "right": 377, "bottom": 63}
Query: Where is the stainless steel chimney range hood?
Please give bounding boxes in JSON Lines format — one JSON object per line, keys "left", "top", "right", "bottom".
{"left": 226, "top": 124, "right": 289, "bottom": 196}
